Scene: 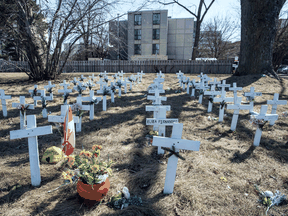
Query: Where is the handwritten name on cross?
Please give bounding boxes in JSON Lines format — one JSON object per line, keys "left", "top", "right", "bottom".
{"left": 146, "top": 105, "right": 171, "bottom": 130}
{"left": 267, "top": 93, "right": 287, "bottom": 125}
{"left": 12, "top": 96, "right": 35, "bottom": 129}
{"left": 44, "top": 81, "right": 55, "bottom": 100}
{"left": 226, "top": 97, "right": 253, "bottom": 131}
{"left": 251, "top": 105, "right": 278, "bottom": 146}
{"left": 0, "top": 89, "right": 11, "bottom": 117}
{"left": 152, "top": 123, "right": 200, "bottom": 194}
{"left": 10, "top": 115, "right": 52, "bottom": 186}
{"left": 243, "top": 87, "right": 262, "bottom": 114}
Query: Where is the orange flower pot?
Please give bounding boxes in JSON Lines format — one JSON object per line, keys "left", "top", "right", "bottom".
{"left": 77, "top": 178, "right": 110, "bottom": 201}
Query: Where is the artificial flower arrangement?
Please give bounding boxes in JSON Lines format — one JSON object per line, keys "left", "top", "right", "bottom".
{"left": 62, "top": 145, "right": 114, "bottom": 189}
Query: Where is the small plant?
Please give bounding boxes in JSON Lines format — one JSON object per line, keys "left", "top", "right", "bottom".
{"left": 250, "top": 116, "right": 268, "bottom": 130}
{"left": 17, "top": 104, "right": 30, "bottom": 116}
{"left": 99, "top": 74, "right": 103, "bottom": 78}
{"left": 63, "top": 93, "right": 69, "bottom": 104}
{"left": 103, "top": 86, "right": 110, "bottom": 96}
{"left": 71, "top": 79, "right": 78, "bottom": 86}
{"left": 79, "top": 76, "right": 85, "bottom": 81}
{"left": 72, "top": 103, "right": 84, "bottom": 117}
{"left": 199, "top": 90, "right": 204, "bottom": 95}
{"left": 41, "top": 96, "right": 47, "bottom": 109}
{"left": 116, "top": 81, "right": 122, "bottom": 88}
{"left": 209, "top": 97, "right": 214, "bottom": 103}
{"left": 110, "top": 85, "right": 116, "bottom": 93}
{"left": 76, "top": 85, "right": 84, "bottom": 95}
{"left": 90, "top": 98, "right": 100, "bottom": 105}
{"left": 47, "top": 87, "right": 53, "bottom": 94}
{"left": 104, "top": 77, "right": 109, "bottom": 83}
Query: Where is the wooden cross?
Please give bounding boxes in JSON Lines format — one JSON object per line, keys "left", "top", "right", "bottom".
{"left": 251, "top": 105, "right": 278, "bottom": 146}
{"left": 109, "top": 82, "right": 115, "bottom": 103}
{"left": 58, "top": 80, "right": 72, "bottom": 105}
{"left": 122, "top": 78, "right": 131, "bottom": 93}
{"left": 176, "top": 70, "right": 183, "bottom": 85}
{"left": 195, "top": 80, "right": 210, "bottom": 104}
{"left": 28, "top": 85, "right": 40, "bottom": 106}
{"left": 73, "top": 82, "right": 87, "bottom": 96}
{"left": 100, "top": 71, "right": 109, "bottom": 77}
{"left": 70, "top": 77, "right": 79, "bottom": 86}
{"left": 146, "top": 108, "right": 178, "bottom": 154}
{"left": 201, "top": 74, "right": 212, "bottom": 86}
{"left": 89, "top": 74, "right": 96, "bottom": 81}
{"left": 213, "top": 88, "right": 234, "bottom": 122}
{"left": 81, "top": 90, "right": 102, "bottom": 120}
{"left": 44, "top": 81, "right": 55, "bottom": 100}
{"left": 97, "top": 78, "right": 106, "bottom": 91}
{"left": 229, "top": 82, "right": 243, "bottom": 104}
{"left": 157, "top": 70, "right": 165, "bottom": 78}
{"left": 146, "top": 105, "right": 171, "bottom": 130}
{"left": 0, "top": 89, "right": 11, "bottom": 117}
{"left": 243, "top": 87, "right": 262, "bottom": 114}
{"left": 204, "top": 85, "right": 221, "bottom": 112}
{"left": 78, "top": 74, "right": 87, "bottom": 82}
{"left": 115, "top": 80, "right": 123, "bottom": 97}
{"left": 96, "top": 87, "right": 108, "bottom": 111}
{"left": 188, "top": 79, "right": 198, "bottom": 96}
{"left": 153, "top": 77, "right": 165, "bottom": 87}
{"left": 86, "top": 79, "right": 95, "bottom": 90}
{"left": 138, "top": 70, "right": 145, "bottom": 82}
{"left": 48, "top": 105, "right": 80, "bottom": 124}
{"left": 148, "top": 83, "right": 164, "bottom": 91}
{"left": 10, "top": 115, "right": 52, "bottom": 186}
{"left": 73, "top": 97, "right": 90, "bottom": 132}
{"left": 152, "top": 123, "right": 200, "bottom": 194}
{"left": 182, "top": 76, "right": 190, "bottom": 91}
{"left": 209, "top": 78, "right": 221, "bottom": 89}
{"left": 217, "top": 80, "right": 231, "bottom": 96}
{"left": 118, "top": 70, "right": 125, "bottom": 81}
{"left": 33, "top": 89, "right": 53, "bottom": 118}
{"left": 12, "top": 96, "right": 35, "bottom": 129}
{"left": 147, "top": 94, "right": 167, "bottom": 105}
{"left": 267, "top": 93, "right": 287, "bottom": 125}
{"left": 226, "top": 97, "right": 253, "bottom": 131}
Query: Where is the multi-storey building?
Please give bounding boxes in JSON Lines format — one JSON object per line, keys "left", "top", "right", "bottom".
{"left": 108, "top": 10, "right": 194, "bottom": 60}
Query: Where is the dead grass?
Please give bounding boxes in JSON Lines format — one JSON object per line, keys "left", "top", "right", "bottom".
{"left": 0, "top": 72, "right": 288, "bottom": 216}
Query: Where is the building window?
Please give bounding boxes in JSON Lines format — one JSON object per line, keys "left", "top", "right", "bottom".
{"left": 134, "top": 44, "right": 141, "bottom": 55}
{"left": 134, "top": 29, "right": 141, "bottom": 40}
{"left": 152, "top": 44, "right": 160, "bottom": 54}
{"left": 153, "top": 13, "right": 160, "bottom": 25}
{"left": 134, "top": 14, "right": 141, "bottom": 25}
{"left": 153, "top": 29, "right": 160, "bottom": 40}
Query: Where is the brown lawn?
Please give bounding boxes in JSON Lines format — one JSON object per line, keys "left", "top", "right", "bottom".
{"left": 0, "top": 72, "right": 288, "bottom": 216}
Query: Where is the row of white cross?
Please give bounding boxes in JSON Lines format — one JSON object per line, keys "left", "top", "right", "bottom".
{"left": 146, "top": 74, "right": 201, "bottom": 194}
{"left": 176, "top": 71, "right": 287, "bottom": 146}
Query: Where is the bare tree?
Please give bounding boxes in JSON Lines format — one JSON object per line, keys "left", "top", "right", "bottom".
{"left": 158, "top": 0, "right": 215, "bottom": 60}
{"left": 199, "top": 15, "right": 239, "bottom": 59}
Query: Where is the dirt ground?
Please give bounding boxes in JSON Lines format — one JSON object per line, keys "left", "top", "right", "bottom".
{"left": 0, "top": 72, "right": 288, "bottom": 216}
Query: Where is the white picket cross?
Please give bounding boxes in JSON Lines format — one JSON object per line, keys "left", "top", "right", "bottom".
{"left": 138, "top": 70, "right": 145, "bottom": 81}
{"left": 74, "top": 97, "right": 91, "bottom": 132}
{"left": 204, "top": 85, "right": 221, "bottom": 112}
{"left": 70, "top": 77, "right": 78, "bottom": 86}
{"left": 251, "top": 105, "right": 278, "bottom": 146}
{"left": 109, "top": 82, "right": 115, "bottom": 103}
{"left": 81, "top": 90, "right": 102, "bottom": 120}
{"left": 12, "top": 96, "right": 35, "bottom": 129}
{"left": 44, "top": 81, "right": 55, "bottom": 101}
{"left": 227, "top": 97, "right": 253, "bottom": 131}
{"left": 243, "top": 87, "right": 262, "bottom": 114}
{"left": 146, "top": 105, "right": 171, "bottom": 130}
{"left": 147, "top": 94, "right": 167, "bottom": 105}
{"left": 48, "top": 105, "right": 79, "bottom": 124}
{"left": 213, "top": 92, "right": 234, "bottom": 122}
{"left": 73, "top": 81, "right": 86, "bottom": 97}
{"left": 157, "top": 70, "right": 165, "bottom": 78}
{"left": 229, "top": 82, "right": 242, "bottom": 104}
{"left": 267, "top": 93, "right": 287, "bottom": 125}
{"left": 89, "top": 74, "right": 96, "bottom": 81}
{"left": 78, "top": 74, "right": 87, "bottom": 82}
{"left": 182, "top": 76, "right": 189, "bottom": 91}
{"left": 152, "top": 123, "right": 200, "bottom": 194}
{"left": 33, "top": 89, "right": 53, "bottom": 118}
{"left": 146, "top": 110, "right": 178, "bottom": 154}
{"left": 10, "top": 115, "right": 52, "bottom": 187}
{"left": 115, "top": 80, "right": 123, "bottom": 97}
{"left": 58, "top": 80, "right": 72, "bottom": 105}
{"left": 96, "top": 87, "right": 108, "bottom": 111}
{"left": 97, "top": 78, "right": 106, "bottom": 91}
{"left": 100, "top": 71, "right": 109, "bottom": 77}
{"left": 86, "top": 79, "right": 95, "bottom": 90}
{"left": 118, "top": 70, "right": 125, "bottom": 81}
{"left": 28, "top": 85, "right": 40, "bottom": 106}
{"left": 122, "top": 78, "right": 131, "bottom": 94}
{"left": 189, "top": 79, "right": 199, "bottom": 97}
{"left": 209, "top": 78, "right": 221, "bottom": 89}
{"left": 0, "top": 89, "right": 11, "bottom": 117}
{"left": 195, "top": 80, "right": 210, "bottom": 104}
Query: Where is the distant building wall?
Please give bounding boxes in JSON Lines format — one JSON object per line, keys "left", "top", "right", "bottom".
{"left": 109, "top": 20, "right": 128, "bottom": 60}
{"left": 167, "top": 18, "right": 193, "bottom": 60}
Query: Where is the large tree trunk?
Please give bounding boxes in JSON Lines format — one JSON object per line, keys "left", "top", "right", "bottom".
{"left": 191, "top": 1, "right": 203, "bottom": 60}
{"left": 236, "top": 0, "right": 285, "bottom": 76}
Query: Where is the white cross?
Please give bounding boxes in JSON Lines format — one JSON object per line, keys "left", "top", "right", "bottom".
{"left": 182, "top": 76, "right": 190, "bottom": 91}
{"left": 48, "top": 105, "right": 80, "bottom": 124}
{"left": 176, "top": 71, "right": 184, "bottom": 85}
{"left": 96, "top": 86, "right": 109, "bottom": 111}
{"left": 12, "top": 96, "right": 35, "bottom": 129}
{"left": 0, "top": 89, "right": 11, "bottom": 117}
{"left": 209, "top": 78, "right": 221, "bottom": 89}
{"left": 154, "top": 77, "right": 164, "bottom": 86}
{"left": 267, "top": 93, "right": 287, "bottom": 125}
{"left": 118, "top": 70, "right": 125, "bottom": 81}
{"left": 188, "top": 79, "right": 198, "bottom": 96}
{"left": 251, "top": 105, "right": 278, "bottom": 146}
{"left": 86, "top": 80, "right": 95, "bottom": 90}
{"left": 122, "top": 78, "right": 131, "bottom": 94}
{"left": 44, "top": 81, "right": 55, "bottom": 100}
{"left": 157, "top": 70, "right": 165, "bottom": 78}
{"left": 70, "top": 77, "right": 78, "bottom": 86}
{"left": 73, "top": 97, "right": 91, "bottom": 132}
{"left": 73, "top": 82, "right": 87, "bottom": 96}
{"left": 213, "top": 88, "right": 234, "bottom": 122}
{"left": 195, "top": 80, "right": 210, "bottom": 104}
{"left": 146, "top": 105, "right": 171, "bottom": 131}
{"left": 243, "top": 87, "right": 262, "bottom": 114}
{"left": 217, "top": 80, "right": 231, "bottom": 96}
{"left": 138, "top": 71, "right": 145, "bottom": 82}
{"left": 28, "top": 85, "right": 40, "bottom": 106}
{"left": 201, "top": 74, "right": 212, "bottom": 85}
{"left": 58, "top": 80, "right": 72, "bottom": 105}
{"left": 229, "top": 82, "right": 243, "bottom": 104}
{"left": 81, "top": 90, "right": 102, "bottom": 120}
{"left": 97, "top": 78, "right": 106, "bottom": 91}
{"left": 146, "top": 108, "right": 178, "bottom": 154}
{"left": 226, "top": 97, "right": 253, "bottom": 131}
{"left": 89, "top": 74, "right": 96, "bottom": 81}
{"left": 115, "top": 80, "right": 123, "bottom": 97}
{"left": 100, "top": 71, "right": 109, "bottom": 77}
{"left": 33, "top": 89, "right": 53, "bottom": 118}
{"left": 152, "top": 123, "right": 200, "bottom": 194}
{"left": 10, "top": 115, "right": 52, "bottom": 186}
{"left": 148, "top": 83, "right": 164, "bottom": 91}
{"left": 103, "top": 76, "right": 111, "bottom": 85}
{"left": 147, "top": 92, "right": 167, "bottom": 105}
{"left": 109, "top": 82, "right": 116, "bottom": 103}
{"left": 78, "top": 74, "right": 87, "bottom": 82}
{"left": 204, "top": 85, "right": 221, "bottom": 112}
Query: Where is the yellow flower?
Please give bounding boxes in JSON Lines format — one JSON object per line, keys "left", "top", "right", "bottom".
{"left": 78, "top": 164, "right": 85, "bottom": 169}
{"left": 91, "top": 164, "right": 99, "bottom": 173}
{"left": 102, "top": 162, "right": 107, "bottom": 167}
{"left": 93, "top": 149, "right": 101, "bottom": 157}
{"left": 79, "top": 150, "right": 86, "bottom": 156}
{"left": 92, "top": 145, "right": 102, "bottom": 151}
{"left": 84, "top": 151, "right": 93, "bottom": 158}
{"left": 106, "top": 168, "right": 112, "bottom": 175}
